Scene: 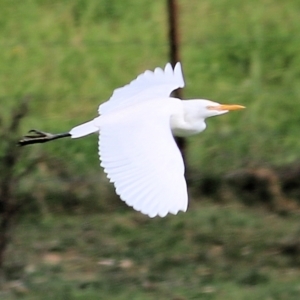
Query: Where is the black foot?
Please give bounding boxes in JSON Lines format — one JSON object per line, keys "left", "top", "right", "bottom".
{"left": 18, "top": 129, "right": 71, "bottom": 146}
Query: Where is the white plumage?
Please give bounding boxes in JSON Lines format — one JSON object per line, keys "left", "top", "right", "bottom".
{"left": 71, "top": 63, "right": 188, "bottom": 217}
{"left": 99, "top": 63, "right": 184, "bottom": 115}
{"left": 98, "top": 98, "right": 187, "bottom": 217}
{"left": 23, "top": 63, "right": 244, "bottom": 218}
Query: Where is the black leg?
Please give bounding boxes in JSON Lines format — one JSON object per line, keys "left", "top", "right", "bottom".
{"left": 18, "top": 129, "right": 71, "bottom": 146}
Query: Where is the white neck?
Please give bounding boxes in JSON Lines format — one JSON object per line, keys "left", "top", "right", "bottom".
{"left": 170, "top": 113, "right": 206, "bottom": 137}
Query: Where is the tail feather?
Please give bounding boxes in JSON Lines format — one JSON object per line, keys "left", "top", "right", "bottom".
{"left": 70, "top": 120, "right": 99, "bottom": 138}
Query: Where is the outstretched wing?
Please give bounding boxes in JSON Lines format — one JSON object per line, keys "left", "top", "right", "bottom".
{"left": 98, "top": 100, "right": 188, "bottom": 218}
{"left": 99, "top": 62, "right": 185, "bottom": 115}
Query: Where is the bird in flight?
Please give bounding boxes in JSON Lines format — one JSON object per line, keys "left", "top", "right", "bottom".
{"left": 19, "top": 63, "right": 245, "bottom": 218}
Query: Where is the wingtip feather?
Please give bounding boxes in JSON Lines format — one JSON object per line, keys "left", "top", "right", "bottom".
{"left": 174, "top": 62, "right": 185, "bottom": 88}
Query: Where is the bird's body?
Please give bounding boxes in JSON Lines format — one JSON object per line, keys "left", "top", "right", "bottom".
{"left": 19, "top": 63, "right": 245, "bottom": 218}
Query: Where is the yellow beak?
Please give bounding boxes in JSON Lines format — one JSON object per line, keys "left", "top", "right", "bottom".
{"left": 207, "top": 104, "right": 245, "bottom": 111}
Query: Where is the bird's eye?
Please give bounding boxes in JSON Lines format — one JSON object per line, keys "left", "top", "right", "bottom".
{"left": 207, "top": 105, "right": 217, "bottom": 110}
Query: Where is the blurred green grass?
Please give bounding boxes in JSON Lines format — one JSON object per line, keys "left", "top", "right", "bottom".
{"left": 1, "top": 0, "right": 300, "bottom": 175}
{"left": 2, "top": 1, "right": 300, "bottom": 298}
{"left": 3, "top": 202, "right": 300, "bottom": 299}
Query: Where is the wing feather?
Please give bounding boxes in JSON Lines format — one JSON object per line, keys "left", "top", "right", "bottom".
{"left": 99, "top": 63, "right": 185, "bottom": 115}
{"left": 98, "top": 100, "right": 188, "bottom": 217}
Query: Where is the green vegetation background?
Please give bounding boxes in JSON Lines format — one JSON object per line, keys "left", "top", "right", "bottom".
{"left": 3, "top": 0, "right": 300, "bottom": 175}
{"left": 1, "top": 0, "right": 300, "bottom": 299}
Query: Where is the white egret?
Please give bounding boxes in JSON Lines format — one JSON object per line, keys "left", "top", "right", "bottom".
{"left": 19, "top": 63, "right": 245, "bottom": 217}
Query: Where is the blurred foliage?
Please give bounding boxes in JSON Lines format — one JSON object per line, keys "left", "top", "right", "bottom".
{"left": 1, "top": 0, "right": 300, "bottom": 178}
{"left": 1, "top": 203, "right": 300, "bottom": 299}
{"left": 0, "top": 0, "right": 299, "bottom": 215}
{"left": 0, "top": 0, "right": 299, "bottom": 207}
{"left": 1, "top": 1, "right": 300, "bottom": 298}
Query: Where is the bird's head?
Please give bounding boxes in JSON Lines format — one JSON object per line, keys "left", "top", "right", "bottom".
{"left": 196, "top": 99, "right": 245, "bottom": 119}
{"left": 174, "top": 99, "right": 245, "bottom": 136}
